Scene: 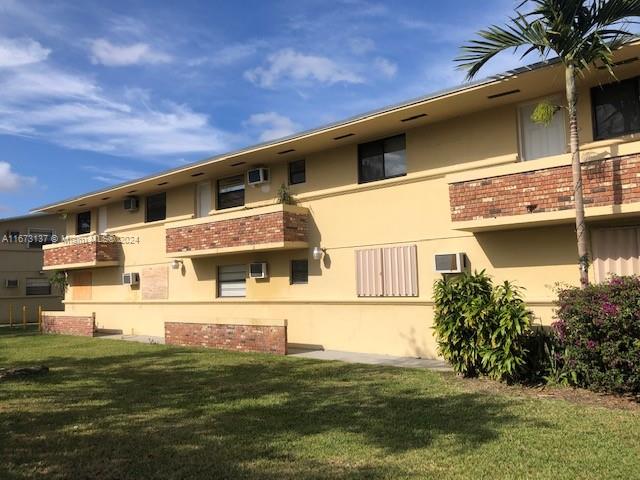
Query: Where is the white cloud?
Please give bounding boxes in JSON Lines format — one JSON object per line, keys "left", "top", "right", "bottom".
{"left": 246, "top": 112, "right": 299, "bottom": 142}
{"left": 0, "top": 63, "right": 231, "bottom": 158}
{"left": 245, "top": 48, "right": 363, "bottom": 88}
{"left": 89, "top": 38, "right": 171, "bottom": 67}
{"left": 0, "top": 37, "right": 50, "bottom": 68}
{"left": 0, "top": 162, "right": 36, "bottom": 191}
{"left": 374, "top": 57, "right": 397, "bottom": 78}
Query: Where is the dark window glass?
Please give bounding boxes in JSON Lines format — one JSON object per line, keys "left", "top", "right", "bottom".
{"left": 358, "top": 134, "right": 406, "bottom": 183}
{"left": 26, "top": 278, "right": 51, "bottom": 296}
{"left": 592, "top": 77, "right": 640, "bottom": 140}
{"left": 7, "top": 231, "right": 20, "bottom": 242}
{"left": 217, "top": 175, "right": 245, "bottom": 210}
{"left": 145, "top": 192, "right": 166, "bottom": 223}
{"left": 288, "top": 159, "right": 306, "bottom": 185}
{"left": 28, "top": 229, "right": 53, "bottom": 249}
{"left": 290, "top": 259, "right": 308, "bottom": 284}
{"left": 76, "top": 211, "right": 91, "bottom": 235}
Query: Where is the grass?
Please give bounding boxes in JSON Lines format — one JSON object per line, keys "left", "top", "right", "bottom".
{"left": 1, "top": 328, "right": 639, "bottom": 480}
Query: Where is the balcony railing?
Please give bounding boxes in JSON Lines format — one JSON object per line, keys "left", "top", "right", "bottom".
{"left": 448, "top": 153, "right": 640, "bottom": 231}
{"left": 43, "top": 234, "right": 121, "bottom": 270}
{"left": 165, "top": 203, "right": 309, "bottom": 257}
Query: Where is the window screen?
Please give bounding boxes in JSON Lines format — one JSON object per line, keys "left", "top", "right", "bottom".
{"left": 592, "top": 77, "right": 640, "bottom": 140}
{"left": 145, "top": 192, "right": 166, "bottom": 223}
{"left": 358, "top": 134, "right": 406, "bottom": 183}
{"left": 218, "top": 264, "right": 246, "bottom": 297}
{"left": 76, "top": 211, "right": 91, "bottom": 235}
{"left": 217, "top": 175, "right": 245, "bottom": 210}
{"left": 290, "top": 259, "right": 308, "bottom": 284}
{"left": 26, "top": 278, "right": 51, "bottom": 296}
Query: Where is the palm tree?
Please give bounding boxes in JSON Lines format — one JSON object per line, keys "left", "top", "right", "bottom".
{"left": 457, "top": 0, "right": 640, "bottom": 286}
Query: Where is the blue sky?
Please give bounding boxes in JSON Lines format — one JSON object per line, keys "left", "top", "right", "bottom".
{"left": 0, "top": 0, "right": 525, "bottom": 215}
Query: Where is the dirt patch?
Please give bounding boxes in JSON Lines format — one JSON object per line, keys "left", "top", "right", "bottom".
{"left": 443, "top": 372, "right": 640, "bottom": 411}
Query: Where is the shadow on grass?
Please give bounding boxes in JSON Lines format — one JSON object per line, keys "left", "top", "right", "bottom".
{"left": 1, "top": 339, "right": 549, "bottom": 480}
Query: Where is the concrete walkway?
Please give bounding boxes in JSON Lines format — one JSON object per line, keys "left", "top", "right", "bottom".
{"left": 94, "top": 332, "right": 451, "bottom": 372}
{"left": 288, "top": 348, "right": 452, "bottom": 371}
{"left": 95, "top": 333, "right": 165, "bottom": 344}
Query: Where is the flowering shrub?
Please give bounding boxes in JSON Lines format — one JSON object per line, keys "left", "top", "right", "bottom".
{"left": 555, "top": 276, "right": 640, "bottom": 394}
{"left": 433, "top": 271, "right": 533, "bottom": 381}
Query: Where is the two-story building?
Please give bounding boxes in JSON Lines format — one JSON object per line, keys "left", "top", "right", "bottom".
{"left": 0, "top": 213, "right": 65, "bottom": 324}
{"left": 35, "top": 41, "right": 640, "bottom": 357}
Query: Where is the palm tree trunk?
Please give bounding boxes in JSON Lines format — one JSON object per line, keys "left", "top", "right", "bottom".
{"left": 566, "top": 64, "right": 589, "bottom": 287}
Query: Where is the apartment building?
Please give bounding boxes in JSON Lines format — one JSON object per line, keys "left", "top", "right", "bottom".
{"left": 0, "top": 213, "right": 65, "bottom": 324}
{"left": 35, "top": 42, "right": 640, "bottom": 357}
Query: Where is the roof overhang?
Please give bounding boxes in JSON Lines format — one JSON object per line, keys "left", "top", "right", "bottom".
{"left": 32, "top": 41, "right": 640, "bottom": 214}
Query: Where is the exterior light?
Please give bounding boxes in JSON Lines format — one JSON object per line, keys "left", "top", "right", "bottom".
{"left": 312, "top": 246, "right": 324, "bottom": 260}
{"left": 171, "top": 259, "right": 184, "bottom": 270}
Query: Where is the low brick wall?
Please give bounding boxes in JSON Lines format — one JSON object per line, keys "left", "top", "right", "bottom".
{"left": 166, "top": 210, "right": 308, "bottom": 254}
{"left": 44, "top": 238, "right": 119, "bottom": 268}
{"left": 165, "top": 321, "right": 287, "bottom": 355}
{"left": 449, "top": 153, "right": 640, "bottom": 222}
{"left": 42, "top": 314, "right": 95, "bottom": 337}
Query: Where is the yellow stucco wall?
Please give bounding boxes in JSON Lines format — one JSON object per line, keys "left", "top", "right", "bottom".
{"left": 0, "top": 214, "right": 66, "bottom": 323}
{"left": 53, "top": 70, "right": 640, "bottom": 357}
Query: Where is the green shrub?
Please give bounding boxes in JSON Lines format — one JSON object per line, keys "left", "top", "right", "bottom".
{"left": 433, "top": 271, "right": 533, "bottom": 381}
{"left": 554, "top": 276, "right": 640, "bottom": 394}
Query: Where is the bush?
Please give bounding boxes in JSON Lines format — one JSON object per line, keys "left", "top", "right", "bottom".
{"left": 555, "top": 276, "right": 640, "bottom": 394}
{"left": 433, "top": 271, "right": 533, "bottom": 381}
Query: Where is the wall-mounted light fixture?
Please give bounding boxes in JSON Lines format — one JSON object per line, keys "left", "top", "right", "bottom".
{"left": 171, "top": 259, "right": 184, "bottom": 270}
{"left": 312, "top": 246, "right": 326, "bottom": 261}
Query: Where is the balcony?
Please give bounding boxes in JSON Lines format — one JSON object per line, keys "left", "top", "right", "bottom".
{"left": 448, "top": 152, "right": 640, "bottom": 232}
{"left": 43, "top": 235, "right": 121, "bottom": 270}
{"left": 165, "top": 204, "right": 309, "bottom": 258}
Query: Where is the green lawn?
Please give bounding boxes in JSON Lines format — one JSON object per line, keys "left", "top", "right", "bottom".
{"left": 1, "top": 329, "right": 638, "bottom": 480}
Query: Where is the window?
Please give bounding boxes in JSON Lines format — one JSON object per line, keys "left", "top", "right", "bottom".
{"left": 196, "top": 181, "right": 212, "bottom": 218}
{"left": 288, "top": 159, "right": 306, "bottom": 185}
{"left": 358, "top": 134, "right": 406, "bottom": 184}
{"left": 356, "top": 245, "right": 418, "bottom": 297}
{"left": 518, "top": 98, "right": 566, "bottom": 161}
{"left": 27, "top": 228, "right": 53, "bottom": 249}
{"left": 218, "top": 264, "right": 246, "bottom": 297}
{"left": 26, "top": 278, "right": 51, "bottom": 296}
{"left": 76, "top": 211, "right": 91, "bottom": 235}
{"left": 290, "top": 259, "right": 308, "bottom": 284}
{"left": 145, "top": 192, "right": 166, "bottom": 223}
{"left": 592, "top": 76, "right": 640, "bottom": 140}
{"left": 217, "top": 175, "right": 245, "bottom": 210}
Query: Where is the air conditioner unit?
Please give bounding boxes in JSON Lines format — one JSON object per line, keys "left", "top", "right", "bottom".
{"left": 122, "top": 272, "right": 140, "bottom": 286}
{"left": 247, "top": 167, "right": 270, "bottom": 186}
{"left": 5, "top": 279, "right": 18, "bottom": 288}
{"left": 249, "top": 262, "right": 268, "bottom": 279}
{"left": 123, "top": 196, "right": 139, "bottom": 212}
{"left": 434, "top": 253, "right": 468, "bottom": 274}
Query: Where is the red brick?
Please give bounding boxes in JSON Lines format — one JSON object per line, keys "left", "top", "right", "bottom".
{"left": 42, "top": 315, "right": 95, "bottom": 336}
{"left": 164, "top": 321, "right": 287, "bottom": 355}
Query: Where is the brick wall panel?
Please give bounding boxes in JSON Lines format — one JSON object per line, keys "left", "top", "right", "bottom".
{"left": 165, "top": 321, "right": 287, "bottom": 355}
{"left": 42, "top": 315, "right": 95, "bottom": 336}
{"left": 166, "top": 211, "right": 308, "bottom": 254}
{"left": 449, "top": 154, "right": 640, "bottom": 222}
{"left": 44, "top": 239, "right": 119, "bottom": 268}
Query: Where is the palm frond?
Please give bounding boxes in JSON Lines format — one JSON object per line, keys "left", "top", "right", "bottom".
{"left": 457, "top": 0, "right": 640, "bottom": 80}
